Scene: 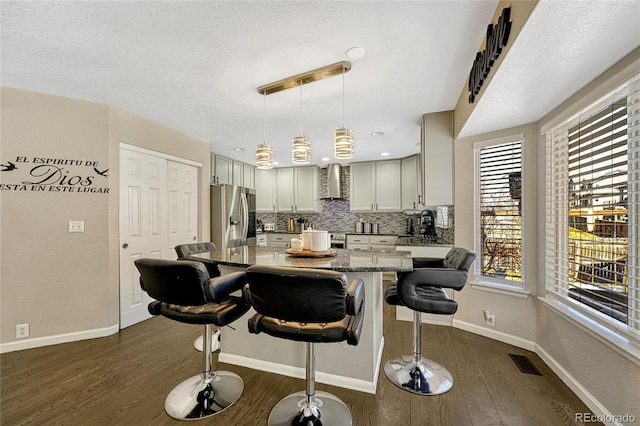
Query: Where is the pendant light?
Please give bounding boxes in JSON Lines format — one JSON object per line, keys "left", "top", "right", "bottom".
{"left": 334, "top": 67, "right": 354, "bottom": 159}
{"left": 256, "top": 92, "right": 273, "bottom": 169}
{"left": 292, "top": 82, "right": 311, "bottom": 164}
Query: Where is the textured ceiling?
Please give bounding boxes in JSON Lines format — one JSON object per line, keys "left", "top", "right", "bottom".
{"left": 2, "top": 1, "right": 639, "bottom": 167}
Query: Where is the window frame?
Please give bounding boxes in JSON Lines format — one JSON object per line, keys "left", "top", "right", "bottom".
{"left": 473, "top": 134, "right": 526, "bottom": 289}
{"left": 543, "top": 74, "right": 640, "bottom": 346}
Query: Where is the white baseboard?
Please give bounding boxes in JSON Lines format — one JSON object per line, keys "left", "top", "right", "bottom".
{"left": 0, "top": 324, "right": 120, "bottom": 354}
{"left": 453, "top": 319, "right": 536, "bottom": 351}
{"left": 535, "top": 345, "right": 622, "bottom": 426}
{"left": 220, "top": 350, "right": 379, "bottom": 395}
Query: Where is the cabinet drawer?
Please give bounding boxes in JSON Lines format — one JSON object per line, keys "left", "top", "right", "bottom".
{"left": 269, "top": 235, "right": 289, "bottom": 242}
{"left": 370, "top": 236, "right": 397, "bottom": 245}
{"left": 347, "top": 243, "right": 370, "bottom": 250}
{"left": 346, "top": 236, "right": 369, "bottom": 244}
{"left": 270, "top": 242, "right": 290, "bottom": 248}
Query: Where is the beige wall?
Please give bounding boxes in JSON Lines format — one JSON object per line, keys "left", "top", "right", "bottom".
{"left": 0, "top": 87, "right": 211, "bottom": 351}
{"left": 453, "top": 48, "right": 640, "bottom": 421}
{"left": 453, "top": 122, "right": 539, "bottom": 347}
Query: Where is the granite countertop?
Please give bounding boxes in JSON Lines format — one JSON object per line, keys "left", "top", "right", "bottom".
{"left": 188, "top": 246, "right": 413, "bottom": 272}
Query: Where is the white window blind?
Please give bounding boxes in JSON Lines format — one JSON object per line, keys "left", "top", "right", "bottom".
{"left": 475, "top": 139, "right": 523, "bottom": 284}
{"left": 545, "top": 76, "right": 640, "bottom": 332}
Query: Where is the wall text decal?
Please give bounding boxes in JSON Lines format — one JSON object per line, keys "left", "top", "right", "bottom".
{"left": 0, "top": 155, "right": 109, "bottom": 194}
{"left": 468, "top": 6, "right": 512, "bottom": 104}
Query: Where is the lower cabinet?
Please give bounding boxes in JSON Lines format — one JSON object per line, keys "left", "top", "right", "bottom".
{"left": 346, "top": 235, "right": 397, "bottom": 251}
{"left": 267, "top": 233, "right": 291, "bottom": 248}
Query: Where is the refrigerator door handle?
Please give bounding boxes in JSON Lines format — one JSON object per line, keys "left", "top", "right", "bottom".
{"left": 240, "top": 191, "right": 249, "bottom": 241}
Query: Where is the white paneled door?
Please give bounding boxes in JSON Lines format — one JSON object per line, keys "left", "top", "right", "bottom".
{"left": 167, "top": 160, "right": 199, "bottom": 258}
{"left": 119, "top": 146, "right": 199, "bottom": 329}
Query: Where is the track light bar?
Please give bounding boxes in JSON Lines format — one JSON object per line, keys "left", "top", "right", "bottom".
{"left": 258, "top": 61, "right": 351, "bottom": 95}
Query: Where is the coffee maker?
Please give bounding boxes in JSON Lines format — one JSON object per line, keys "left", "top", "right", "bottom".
{"left": 420, "top": 209, "right": 436, "bottom": 237}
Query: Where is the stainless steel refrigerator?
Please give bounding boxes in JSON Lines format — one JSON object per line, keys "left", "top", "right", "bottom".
{"left": 210, "top": 184, "right": 256, "bottom": 250}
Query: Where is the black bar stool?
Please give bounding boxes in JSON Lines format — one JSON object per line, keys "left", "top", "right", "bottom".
{"left": 244, "top": 265, "right": 365, "bottom": 426}
{"left": 135, "top": 258, "right": 250, "bottom": 420}
{"left": 384, "top": 247, "right": 475, "bottom": 395}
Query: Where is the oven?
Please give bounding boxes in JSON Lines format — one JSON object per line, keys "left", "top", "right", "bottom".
{"left": 329, "top": 232, "right": 346, "bottom": 249}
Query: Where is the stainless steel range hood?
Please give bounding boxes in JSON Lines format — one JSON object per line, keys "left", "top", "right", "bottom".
{"left": 324, "top": 163, "right": 343, "bottom": 199}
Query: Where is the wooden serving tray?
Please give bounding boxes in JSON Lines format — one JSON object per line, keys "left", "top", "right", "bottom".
{"left": 285, "top": 248, "right": 338, "bottom": 257}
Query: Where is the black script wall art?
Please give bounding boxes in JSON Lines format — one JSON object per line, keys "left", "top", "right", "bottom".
{"left": 468, "top": 6, "right": 512, "bottom": 104}
{"left": 0, "top": 155, "right": 109, "bottom": 194}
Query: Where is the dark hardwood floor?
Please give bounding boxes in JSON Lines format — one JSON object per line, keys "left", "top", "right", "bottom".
{"left": 1, "top": 292, "right": 601, "bottom": 425}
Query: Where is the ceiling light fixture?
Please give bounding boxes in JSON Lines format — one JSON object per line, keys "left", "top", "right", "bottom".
{"left": 292, "top": 82, "right": 310, "bottom": 164}
{"left": 257, "top": 61, "right": 351, "bottom": 95}
{"left": 256, "top": 92, "right": 273, "bottom": 169}
{"left": 334, "top": 67, "right": 354, "bottom": 159}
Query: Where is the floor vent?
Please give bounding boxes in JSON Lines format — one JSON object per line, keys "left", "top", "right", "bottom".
{"left": 509, "top": 354, "right": 542, "bottom": 375}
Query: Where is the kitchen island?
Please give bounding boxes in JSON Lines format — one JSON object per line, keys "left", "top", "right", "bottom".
{"left": 188, "top": 246, "right": 412, "bottom": 394}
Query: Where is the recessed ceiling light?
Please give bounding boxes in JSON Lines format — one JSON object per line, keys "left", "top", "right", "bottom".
{"left": 346, "top": 47, "right": 366, "bottom": 60}
{"left": 381, "top": 152, "right": 390, "bottom": 156}
{"left": 371, "top": 131, "right": 384, "bottom": 137}
{"left": 321, "top": 157, "right": 330, "bottom": 161}
{"left": 234, "top": 147, "right": 245, "bottom": 152}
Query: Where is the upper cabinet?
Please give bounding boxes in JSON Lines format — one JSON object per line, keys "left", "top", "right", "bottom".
{"left": 421, "top": 112, "right": 453, "bottom": 205}
{"left": 276, "top": 166, "right": 320, "bottom": 212}
{"left": 294, "top": 166, "right": 320, "bottom": 212}
{"left": 350, "top": 160, "right": 402, "bottom": 212}
{"left": 210, "top": 154, "right": 255, "bottom": 189}
{"left": 232, "top": 160, "right": 244, "bottom": 187}
{"left": 243, "top": 163, "right": 255, "bottom": 189}
{"left": 212, "top": 154, "right": 233, "bottom": 185}
{"left": 401, "top": 155, "right": 421, "bottom": 210}
{"left": 255, "top": 168, "right": 276, "bottom": 212}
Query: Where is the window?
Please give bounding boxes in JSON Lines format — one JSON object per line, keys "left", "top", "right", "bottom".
{"left": 474, "top": 137, "right": 523, "bottom": 285}
{"left": 546, "top": 76, "right": 639, "bottom": 334}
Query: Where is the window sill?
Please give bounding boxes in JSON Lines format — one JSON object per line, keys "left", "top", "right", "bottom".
{"left": 469, "top": 281, "right": 531, "bottom": 299}
{"left": 540, "top": 295, "right": 640, "bottom": 366}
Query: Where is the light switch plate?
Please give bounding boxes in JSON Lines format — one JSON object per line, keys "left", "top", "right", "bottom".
{"left": 68, "top": 220, "right": 85, "bottom": 233}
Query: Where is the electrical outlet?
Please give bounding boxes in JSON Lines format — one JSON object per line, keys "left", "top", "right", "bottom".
{"left": 483, "top": 310, "right": 496, "bottom": 327}
{"left": 68, "top": 220, "right": 85, "bottom": 233}
{"left": 16, "top": 323, "right": 29, "bottom": 339}
{"left": 486, "top": 314, "right": 496, "bottom": 327}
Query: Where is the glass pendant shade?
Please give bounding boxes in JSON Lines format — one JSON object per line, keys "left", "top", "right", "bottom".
{"left": 334, "top": 128, "right": 354, "bottom": 159}
{"left": 256, "top": 142, "right": 273, "bottom": 169}
{"left": 292, "top": 136, "right": 311, "bottom": 164}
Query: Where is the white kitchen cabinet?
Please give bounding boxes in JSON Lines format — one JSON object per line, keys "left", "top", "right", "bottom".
{"left": 420, "top": 111, "right": 453, "bottom": 205}
{"left": 213, "top": 154, "right": 233, "bottom": 185}
{"left": 347, "top": 235, "right": 397, "bottom": 250}
{"left": 276, "top": 168, "right": 295, "bottom": 212}
{"left": 375, "top": 160, "right": 402, "bottom": 211}
{"left": 233, "top": 161, "right": 244, "bottom": 187}
{"left": 255, "top": 168, "right": 276, "bottom": 212}
{"left": 256, "top": 234, "right": 267, "bottom": 247}
{"left": 275, "top": 166, "right": 320, "bottom": 213}
{"left": 350, "top": 162, "right": 375, "bottom": 211}
{"left": 294, "top": 166, "right": 320, "bottom": 212}
{"left": 243, "top": 164, "right": 255, "bottom": 189}
{"left": 401, "top": 155, "right": 421, "bottom": 210}
{"left": 268, "top": 233, "right": 291, "bottom": 248}
{"left": 350, "top": 160, "right": 401, "bottom": 212}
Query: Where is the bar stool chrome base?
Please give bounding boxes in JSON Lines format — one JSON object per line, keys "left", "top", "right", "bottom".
{"left": 384, "top": 355, "right": 453, "bottom": 395}
{"left": 164, "top": 371, "right": 244, "bottom": 420}
{"left": 267, "top": 391, "right": 352, "bottom": 426}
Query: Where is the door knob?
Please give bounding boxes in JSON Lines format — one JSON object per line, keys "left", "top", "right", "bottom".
{"left": 193, "top": 236, "right": 197, "bottom": 241}
{"left": 122, "top": 243, "right": 128, "bottom": 249}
